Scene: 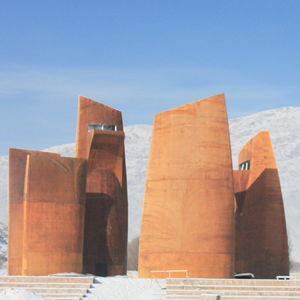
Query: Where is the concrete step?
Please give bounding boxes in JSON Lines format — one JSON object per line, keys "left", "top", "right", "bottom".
{"left": 167, "top": 278, "right": 300, "bottom": 286}
{"left": 167, "top": 284, "right": 300, "bottom": 291}
{"left": 166, "top": 295, "right": 299, "bottom": 300}
{"left": 0, "top": 276, "right": 94, "bottom": 284}
{"left": 45, "top": 298, "right": 81, "bottom": 300}
{"left": 168, "top": 289, "right": 300, "bottom": 296}
{"left": 43, "top": 296, "right": 82, "bottom": 300}
{"left": 0, "top": 275, "right": 94, "bottom": 300}
{"left": 220, "top": 297, "right": 300, "bottom": 300}
{"left": 167, "top": 295, "right": 300, "bottom": 300}
{"left": 209, "top": 290, "right": 300, "bottom": 296}
{"left": 39, "top": 293, "right": 84, "bottom": 297}
{"left": 167, "top": 289, "right": 201, "bottom": 295}
{"left": 166, "top": 278, "right": 300, "bottom": 300}
{"left": 0, "top": 282, "right": 91, "bottom": 288}
{"left": 0, "top": 287, "right": 88, "bottom": 293}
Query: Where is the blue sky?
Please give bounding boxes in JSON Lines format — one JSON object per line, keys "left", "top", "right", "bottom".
{"left": 1, "top": 0, "right": 300, "bottom": 155}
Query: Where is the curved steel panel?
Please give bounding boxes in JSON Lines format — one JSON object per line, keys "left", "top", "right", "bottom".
{"left": 22, "top": 155, "right": 87, "bottom": 275}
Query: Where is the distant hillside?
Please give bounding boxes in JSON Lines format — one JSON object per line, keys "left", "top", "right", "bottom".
{"left": 0, "top": 222, "right": 7, "bottom": 272}
{"left": 0, "top": 108, "right": 300, "bottom": 262}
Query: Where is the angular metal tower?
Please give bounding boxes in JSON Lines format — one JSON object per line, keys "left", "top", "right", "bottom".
{"left": 138, "top": 94, "right": 235, "bottom": 278}
{"left": 234, "top": 131, "right": 289, "bottom": 278}
{"left": 75, "top": 95, "right": 128, "bottom": 276}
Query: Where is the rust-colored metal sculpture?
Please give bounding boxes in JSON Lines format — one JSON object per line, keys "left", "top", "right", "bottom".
{"left": 8, "top": 149, "right": 86, "bottom": 275}
{"left": 75, "top": 95, "right": 128, "bottom": 276}
{"left": 22, "top": 155, "right": 87, "bottom": 275}
{"left": 8, "top": 95, "right": 127, "bottom": 276}
{"left": 8, "top": 93, "right": 288, "bottom": 279}
{"left": 8, "top": 149, "right": 60, "bottom": 275}
{"left": 234, "top": 131, "right": 289, "bottom": 278}
{"left": 138, "top": 94, "right": 235, "bottom": 278}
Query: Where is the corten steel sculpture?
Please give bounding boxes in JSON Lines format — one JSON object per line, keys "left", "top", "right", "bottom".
{"left": 75, "top": 95, "right": 128, "bottom": 276}
{"left": 8, "top": 149, "right": 60, "bottom": 275}
{"left": 8, "top": 149, "right": 87, "bottom": 275}
{"left": 138, "top": 94, "right": 235, "bottom": 278}
{"left": 233, "top": 131, "right": 289, "bottom": 278}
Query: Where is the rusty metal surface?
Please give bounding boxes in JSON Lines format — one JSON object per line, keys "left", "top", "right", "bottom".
{"left": 75, "top": 96, "right": 128, "bottom": 276}
{"left": 8, "top": 151, "right": 87, "bottom": 276}
{"left": 234, "top": 131, "right": 289, "bottom": 278}
{"left": 8, "top": 149, "right": 61, "bottom": 275}
{"left": 8, "top": 95, "right": 128, "bottom": 276}
{"left": 138, "top": 94, "right": 235, "bottom": 278}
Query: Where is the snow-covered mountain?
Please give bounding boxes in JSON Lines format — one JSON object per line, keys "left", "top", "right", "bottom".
{"left": 0, "top": 222, "right": 7, "bottom": 272}
{"left": 0, "top": 107, "right": 300, "bottom": 262}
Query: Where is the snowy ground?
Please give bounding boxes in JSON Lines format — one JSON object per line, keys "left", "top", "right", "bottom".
{"left": 0, "top": 289, "right": 48, "bottom": 300}
{"left": 84, "top": 276, "right": 154, "bottom": 300}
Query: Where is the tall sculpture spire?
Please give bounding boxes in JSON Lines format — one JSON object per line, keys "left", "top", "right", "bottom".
{"left": 75, "top": 95, "right": 128, "bottom": 276}
{"left": 139, "top": 94, "right": 235, "bottom": 278}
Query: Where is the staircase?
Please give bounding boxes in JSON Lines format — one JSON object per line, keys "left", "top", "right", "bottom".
{"left": 0, "top": 275, "right": 94, "bottom": 300}
{"left": 166, "top": 278, "right": 300, "bottom": 299}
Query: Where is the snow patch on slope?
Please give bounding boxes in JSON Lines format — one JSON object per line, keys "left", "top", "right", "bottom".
{"left": 0, "top": 222, "right": 7, "bottom": 273}
{"left": 0, "top": 289, "right": 48, "bottom": 300}
{"left": 43, "top": 143, "right": 76, "bottom": 157}
{"left": 124, "top": 125, "right": 152, "bottom": 241}
{"left": 0, "top": 157, "right": 8, "bottom": 225}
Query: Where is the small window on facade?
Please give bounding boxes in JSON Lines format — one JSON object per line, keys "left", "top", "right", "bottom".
{"left": 88, "top": 123, "right": 117, "bottom": 132}
{"left": 239, "top": 160, "right": 250, "bottom": 170}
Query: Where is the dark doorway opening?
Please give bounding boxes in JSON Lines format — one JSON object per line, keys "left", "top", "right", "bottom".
{"left": 95, "top": 263, "right": 108, "bottom": 277}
